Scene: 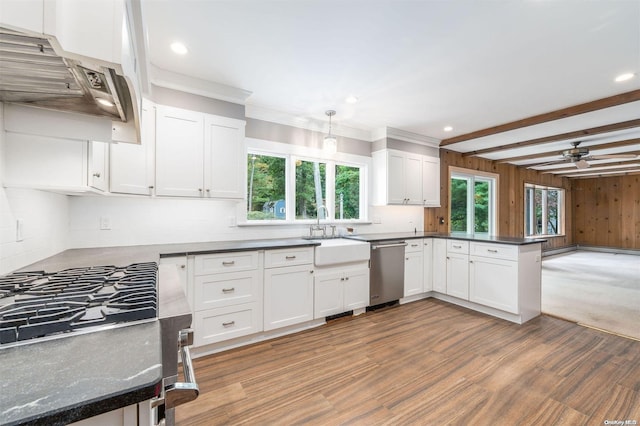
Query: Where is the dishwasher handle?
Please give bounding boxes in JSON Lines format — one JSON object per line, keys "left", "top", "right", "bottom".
{"left": 371, "top": 242, "right": 408, "bottom": 250}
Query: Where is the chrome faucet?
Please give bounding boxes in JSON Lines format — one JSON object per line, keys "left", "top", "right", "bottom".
{"left": 309, "top": 205, "right": 329, "bottom": 237}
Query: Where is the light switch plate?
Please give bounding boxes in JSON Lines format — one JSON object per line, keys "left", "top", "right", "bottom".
{"left": 16, "top": 219, "right": 24, "bottom": 242}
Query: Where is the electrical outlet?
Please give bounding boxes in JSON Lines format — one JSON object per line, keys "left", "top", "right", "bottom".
{"left": 100, "top": 216, "right": 111, "bottom": 230}
{"left": 372, "top": 217, "right": 381, "bottom": 224}
{"left": 228, "top": 216, "right": 237, "bottom": 227}
{"left": 16, "top": 219, "right": 24, "bottom": 242}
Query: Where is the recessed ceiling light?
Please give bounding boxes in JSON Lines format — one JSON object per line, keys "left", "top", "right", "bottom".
{"left": 443, "top": 126, "right": 453, "bottom": 132}
{"left": 96, "top": 98, "right": 114, "bottom": 107}
{"left": 614, "top": 72, "right": 635, "bottom": 82}
{"left": 170, "top": 42, "right": 188, "bottom": 55}
{"left": 345, "top": 95, "right": 358, "bottom": 104}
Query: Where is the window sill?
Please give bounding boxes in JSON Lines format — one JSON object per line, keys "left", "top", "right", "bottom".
{"left": 525, "top": 234, "right": 566, "bottom": 238}
{"left": 238, "top": 220, "right": 372, "bottom": 227}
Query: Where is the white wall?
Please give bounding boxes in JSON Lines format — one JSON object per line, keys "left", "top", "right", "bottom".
{"left": 0, "top": 105, "right": 70, "bottom": 274}
{"left": 67, "top": 196, "right": 424, "bottom": 248}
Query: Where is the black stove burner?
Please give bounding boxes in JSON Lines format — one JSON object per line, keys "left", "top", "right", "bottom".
{"left": 0, "top": 262, "right": 158, "bottom": 344}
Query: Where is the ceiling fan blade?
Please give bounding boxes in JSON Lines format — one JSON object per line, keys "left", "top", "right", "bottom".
{"left": 590, "top": 154, "right": 638, "bottom": 160}
{"left": 575, "top": 159, "right": 589, "bottom": 169}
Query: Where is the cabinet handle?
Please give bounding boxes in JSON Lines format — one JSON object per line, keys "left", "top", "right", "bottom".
{"left": 345, "top": 277, "right": 349, "bottom": 281}
{"left": 411, "top": 244, "right": 418, "bottom": 247}
{"left": 452, "top": 244, "right": 462, "bottom": 249}
{"left": 446, "top": 256, "right": 450, "bottom": 260}
{"left": 341, "top": 277, "right": 345, "bottom": 281}
{"left": 222, "top": 287, "right": 235, "bottom": 293}
{"left": 285, "top": 255, "right": 296, "bottom": 260}
{"left": 92, "top": 172, "right": 101, "bottom": 178}
{"left": 206, "top": 189, "right": 210, "bottom": 193}
{"left": 487, "top": 249, "right": 498, "bottom": 253}
{"left": 149, "top": 185, "right": 154, "bottom": 189}
{"left": 222, "top": 321, "right": 235, "bottom": 327}
{"left": 180, "top": 265, "right": 186, "bottom": 269}
{"left": 469, "top": 260, "right": 474, "bottom": 263}
{"left": 198, "top": 188, "right": 203, "bottom": 192}
{"left": 222, "top": 260, "right": 235, "bottom": 266}
{"left": 310, "top": 270, "right": 314, "bottom": 274}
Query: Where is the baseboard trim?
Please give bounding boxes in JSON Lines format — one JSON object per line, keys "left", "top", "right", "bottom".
{"left": 542, "top": 245, "right": 577, "bottom": 257}
{"left": 577, "top": 245, "right": 640, "bottom": 256}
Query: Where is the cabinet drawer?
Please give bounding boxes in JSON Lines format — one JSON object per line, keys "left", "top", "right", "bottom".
{"left": 447, "top": 239, "right": 469, "bottom": 254}
{"left": 470, "top": 242, "right": 518, "bottom": 261}
{"left": 194, "top": 251, "right": 259, "bottom": 275}
{"left": 193, "top": 303, "right": 262, "bottom": 346}
{"left": 193, "top": 270, "right": 261, "bottom": 311}
{"left": 264, "top": 247, "right": 313, "bottom": 268}
{"left": 405, "top": 240, "right": 423, "bottom": 253}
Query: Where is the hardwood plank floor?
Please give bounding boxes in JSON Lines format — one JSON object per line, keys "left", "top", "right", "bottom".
{"left": 176, "top": 299, "right": 640, "bottom": 425}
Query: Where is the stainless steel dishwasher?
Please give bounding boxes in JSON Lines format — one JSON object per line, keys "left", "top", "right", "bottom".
{"left": 369, "top": 240, "right": 407, "bottom": 306}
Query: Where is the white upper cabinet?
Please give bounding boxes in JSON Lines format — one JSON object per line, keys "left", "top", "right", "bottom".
{"left": 155, "top": 106, "right": 205, "bottom": 197}
{"left": 110, "top": 100, "right": 155, "bottom": 195}
{"left": 203, "top": 115, "right": 246, "bottom": 199}
{"left": 155, "top": 105, "right": 246, "bottom": 199}
{"left": 372, "top": 149, "right": 440, "bottom": 206}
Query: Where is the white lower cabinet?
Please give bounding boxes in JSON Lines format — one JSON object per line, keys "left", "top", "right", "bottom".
{"left": 469, "top": 256, "right": 518, "bottom": 314}
{"left": 191, "top": 251, "right": 262, "bottom": 347}
{"left": 314, "top": 265, "right": 369, "bottom": 318}
{"left": 446, "top": 240, "right": 470, "bottom": 300}
{"left": 264, "top": 247, "right": 314, "bottom": 331}
{"left": 422, "top": 238, "right": 433, "bottom": 292}
{"left": 432, "top": 239, "right": 447, "bottom": 293}
{"left": 404, "top": 241, "right": 424, "bottom": 297}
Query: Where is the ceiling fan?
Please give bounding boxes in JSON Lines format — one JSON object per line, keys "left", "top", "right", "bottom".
{"left": 559, "top": 141, "right": 638, "bottom": 169}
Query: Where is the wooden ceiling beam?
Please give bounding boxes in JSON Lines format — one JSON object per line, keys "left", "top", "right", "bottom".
{"left": 539, "top": 158, "right": 640, "bottom": 173}
{"left": 565, "top": 170, "right": 640, "bottom": 179}
{"left": 496, "top": 137, "right": 640, "bottom": 163}
{"left": 544, "top": 165, "right": 640, "bottom": 175}
{"left": 461, "top": 119, "right": 640, "bottom": 157}
{"left": 440, "top": 89, "right": 640, "bottom": 147}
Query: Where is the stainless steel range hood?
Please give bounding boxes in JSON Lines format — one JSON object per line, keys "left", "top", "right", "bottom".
{"left": 0, "top": 27, "right": 140, "bottom": 143}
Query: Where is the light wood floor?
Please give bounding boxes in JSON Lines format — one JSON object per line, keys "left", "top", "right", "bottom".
{"left": 176, "top": 299, "right": 640, "bottom": 425}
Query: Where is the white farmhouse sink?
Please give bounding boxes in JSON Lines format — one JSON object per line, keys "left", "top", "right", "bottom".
{"left": 313, "top": 238, "right": 370, "bottom": 266}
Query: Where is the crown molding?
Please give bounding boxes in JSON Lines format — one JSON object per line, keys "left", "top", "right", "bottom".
{"left": 148, "top": 64, "right": 252, "bottom": 105}
{"left": 374, "top": 127, "right": 441, "bottom": 148}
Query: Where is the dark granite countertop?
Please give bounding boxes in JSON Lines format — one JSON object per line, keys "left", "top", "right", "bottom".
{"left": 0, "top": 321, "right": 162, "bottom": 426}
{"left": 345, "top": 232, "right": 546, "bottom": 245}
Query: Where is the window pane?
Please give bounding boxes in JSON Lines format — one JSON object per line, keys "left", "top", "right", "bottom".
{"left": 547, "top": 190, "right": 559, "bottom": 234}
{"left": 474, "top": 180, "right": 489, "bottom": 233}
{"left": 247, "top": 154, "right": 286, "bottom": 220}
{"left": 295, "top": 160, "right": 326, "bottom": 220}
{"left": 450, "top": 177, "right": 468, "bottom": 232}
{"left": 335, "top": 165, "right": 360, "bottom": 220}
{"left": 525, "top": 187, "right": 534, "bottom": 236}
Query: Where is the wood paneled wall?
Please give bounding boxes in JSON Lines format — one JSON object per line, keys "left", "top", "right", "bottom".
{"left": 424, "top": 149, "right": 573, "bottom": 251}
{"left": 572, "top": 175, "right": 640, "bottom": 249}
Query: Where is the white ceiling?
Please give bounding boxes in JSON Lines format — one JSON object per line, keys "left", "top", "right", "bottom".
{"left": 141, "top": 0, "right": 640, "bottom": 142}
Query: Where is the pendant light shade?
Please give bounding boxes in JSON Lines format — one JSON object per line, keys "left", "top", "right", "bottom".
{"left": 323, "top": 110, "right": 337, "bottom": 154}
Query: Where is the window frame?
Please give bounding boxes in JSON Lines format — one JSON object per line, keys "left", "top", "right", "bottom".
{"left": 448, "top": 166, "right": 499, "bottom": 236}
{"left": 524, "top": 183, "right": 565, "bottom": 238}
{"left": 244, "top": 138, "right": 369, "bottom": 225}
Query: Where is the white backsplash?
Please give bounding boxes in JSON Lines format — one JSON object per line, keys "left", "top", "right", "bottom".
{"left": 67, "top": 196, "right": 424, "bottom": 248}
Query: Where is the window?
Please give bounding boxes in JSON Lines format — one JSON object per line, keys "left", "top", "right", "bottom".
{"left": 246, "top": 147, "right": 366, "bottom": 223}
{"left": 525, "top": 184, "right": 564, "bottom": 237}
{"left": 247, "top": 154, "right": 286, "bottom": 220}
{"left": 450, "top": 168, "right": 497, "bottom": 235}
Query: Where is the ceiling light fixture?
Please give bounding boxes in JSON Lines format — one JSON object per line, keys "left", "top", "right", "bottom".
{"left": 614, "top": 72, "right": 635, "bottom": 82}
{"left": 324, "top": 110, "right": 337, "bottom": 154}
{"left": 170, "top": 42, "right": 188, "bottom": 55}
{"left": 443, "top": 126, "right": 453, "bottom": 132}
{"left": 345, "top": 95, "right": 358, "bottom": 104}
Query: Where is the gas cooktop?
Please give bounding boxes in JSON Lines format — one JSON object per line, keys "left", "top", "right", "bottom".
{"left": 0, "top": 262, "right": 158, "bottom": 345}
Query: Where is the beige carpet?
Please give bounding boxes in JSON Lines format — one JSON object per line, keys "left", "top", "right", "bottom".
{"left": 542, "top": 250, "right": 640, "bottom": 340}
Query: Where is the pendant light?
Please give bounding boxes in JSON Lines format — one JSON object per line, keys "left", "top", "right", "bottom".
{"left": 323, "top": 110, "right": 337, "bottom": 154}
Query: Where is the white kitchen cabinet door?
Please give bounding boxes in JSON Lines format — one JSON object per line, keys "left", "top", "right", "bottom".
{"left": 314, "top": 272, "right": 343, "bottom": 318}
{"left": 422, "top": 156, "right": 440, "bottom": 206}
{"left": 203, "top": 115, "right": 246, "bottom": 199}
{"left": 469, "top": 256, "right": 519, "bottom": 314}
{"left": 432, "top": 239, "right": 447, "bottom": 292}
{"left": 155, "top": 106, "right": 204, "bottom": 197}
{"left": 404, "top": 153, "right": 423, "bottom": 204}
{"left": 88, "top": 141, "right": 109, "bottom": 191}
{"left": 386, "top": 151, "right": 406, "bottom": 204}
{"left": 264, "top": 264, "right": 314, "bottom": 330}
{"left": 404, "top": 250, "right": 424, "bottom": 297}
{"left": 343, "top": 268, "right": 369, "bottom": 311}
{"left": 423, "top": 239, "right": 434, "bottom": 292}
{"left": 194, "top": 270, "right": 261, "bottom": 311}
{"left": 446, "top": 252, "right": 469, "bottom": 300}
{"left": 0, "top": 0, "right": 44, "bottom": 33}
{"left": 110, "top": 101, "right": 155, "bottom": 195}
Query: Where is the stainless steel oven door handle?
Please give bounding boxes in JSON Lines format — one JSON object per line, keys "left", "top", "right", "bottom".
{"left": 164, "top": 329, "right": 200, "bottom": 410}
{"left": 371, "top": 242, "right": 408, "bottom": 250}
